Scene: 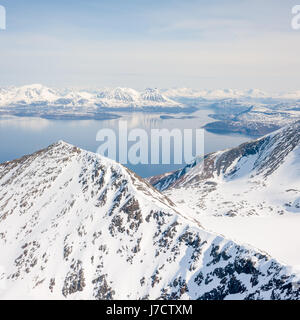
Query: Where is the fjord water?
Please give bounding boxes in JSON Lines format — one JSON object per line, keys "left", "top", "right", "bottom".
{"left": 0, "top": 109, "right": 250, "bottom": 177}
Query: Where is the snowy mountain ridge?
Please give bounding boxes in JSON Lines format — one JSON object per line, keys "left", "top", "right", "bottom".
{"left": 163, "top": 87, "right": 300, "bottom": 100}
{"left": 149, "top": 121, "right": 300, "bottom": 217}
{"left": 1, "top": 84, "right": 300, "bottom": 110}
{"left": 1, "top": 141, "right": 300, "bottom": 299}
{"left": 0, "top": 84, "right": 182, "bottom": 110}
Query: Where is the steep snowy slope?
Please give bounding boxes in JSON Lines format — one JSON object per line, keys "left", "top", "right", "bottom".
{"left": 0, "top": 142, "right": 300, "bottom": 300}
{"left": 150, "top": 121, "right": 300, "bottom": 217}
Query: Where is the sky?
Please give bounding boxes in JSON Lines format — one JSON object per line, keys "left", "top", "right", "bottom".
{"left": 0, "top": 0, "right": 300, "bottom": 91}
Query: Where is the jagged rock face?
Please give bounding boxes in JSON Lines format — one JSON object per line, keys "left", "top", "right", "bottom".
{"left": 150, "top": 121, "right": 300, "bottom": 217}
{"left": 0, "top": 141, "right": 300, "bottom": 300}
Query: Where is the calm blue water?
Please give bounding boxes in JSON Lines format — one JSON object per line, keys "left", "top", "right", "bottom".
{"left": 0, "top": 110, "right": 251, "bottom": 177}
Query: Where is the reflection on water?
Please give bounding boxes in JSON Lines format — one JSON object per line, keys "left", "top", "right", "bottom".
{"left": 0, "top": 115, "right": 50, "bottom": 131}
{"left": 0, "top": 110, "right": 251, "bottom": 177}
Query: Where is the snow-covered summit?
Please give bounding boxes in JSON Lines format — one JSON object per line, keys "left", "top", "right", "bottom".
{"left": 141, "top": 88, "right": 168, "bottom": 103}
{"left": 96, "top": 87, "right": 140, "bottom": 102}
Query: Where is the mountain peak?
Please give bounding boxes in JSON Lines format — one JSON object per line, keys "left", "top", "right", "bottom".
{"left": 54, "top": 140, "right": 76, "bottom": 148}
{"left": 1, "top": 141, "right": 300, "bottom": 299}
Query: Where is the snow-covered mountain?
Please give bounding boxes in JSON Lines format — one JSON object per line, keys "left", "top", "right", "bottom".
{"left": 163, "top": 88, "right": 300, "bottom": 101}
{"left": 96, "top": 87, "right": 140, "bottom": 103}
{"left": 1, "top": 141, "right": 300, "bottom": 299}
{"left": 95, "top": 87, "right": 183, "bottom": 110}
{"left": 161, "top": 88, "right": 300, "bottom": 136}
{"left": 1, "top": 85, "right": 300, "bottom": 109}
{"left": 0, "top": 85, "right": 183, "bottom": 112}
{"left": 141, "top": 88, "right": 168, "bottom": 103}
{"left": 149, "top": 121, "right": 300, "bottom": 217}
{"left": 0, "top": 84, "right": 60, "bottom": 106}
{"left": 1, "top": 85, "right": 299, "bottom": 127}
{"left": 204, "top": 99, "right": 300, "bottom": 136}
{"left": 163, "top": 88, "right": 270, "bottom": 100}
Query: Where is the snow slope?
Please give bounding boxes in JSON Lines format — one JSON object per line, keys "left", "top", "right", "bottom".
{"left": 0, "top": 142, "right": 300, "bottom": 299}
{"left": 150, "top": 121, "right": 300, "bottom": 217}
{"left": 200, "top": 215, "right": 300, "bottom": 266}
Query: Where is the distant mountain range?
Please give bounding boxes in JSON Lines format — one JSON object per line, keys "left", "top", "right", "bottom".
{"left": 0, "top": 84, "right": 300, "bottom": 135}
{"left": 1, "top": 85, "right": 300, "bottom": 109}
{"left": 164, "top": 88, "right": 300, "bottom": 101}
{"left": 0, "top": 84, "right": 184, "bottom": 113}
{"left": 1, "top": 140, "right": 300, "bottom": 299}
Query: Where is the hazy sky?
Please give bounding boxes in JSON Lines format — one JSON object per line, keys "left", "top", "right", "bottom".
{"left": 0, "top": 0, "right": 300, "bottom": 91}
